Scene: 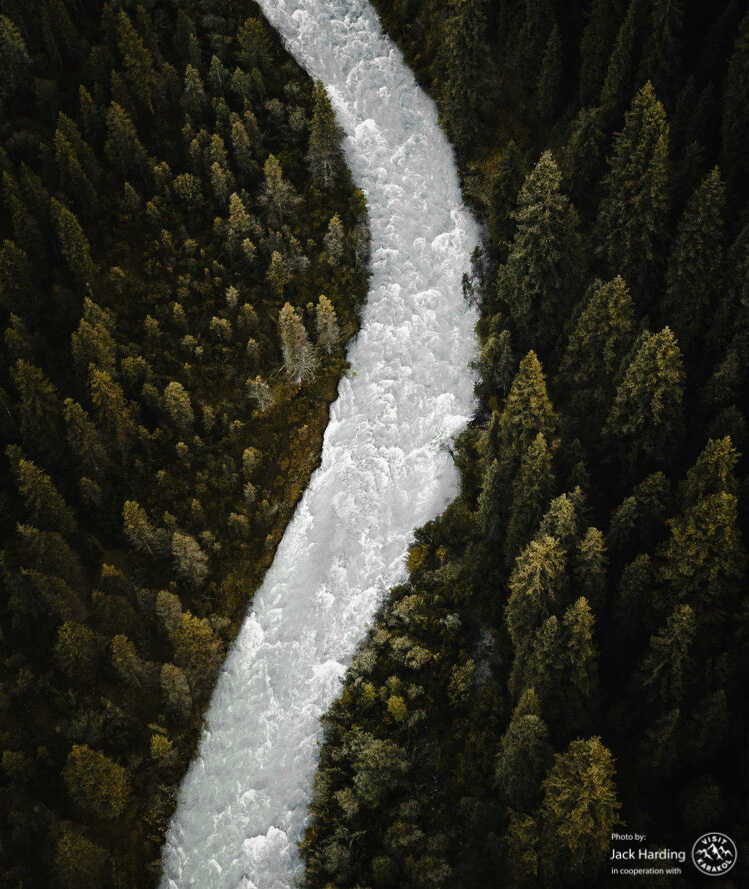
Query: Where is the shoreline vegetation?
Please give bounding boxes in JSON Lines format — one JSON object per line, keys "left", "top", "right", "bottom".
{"left": 0, "top": 1, "right": 368, "bottom": 885}
{"left": 301, "top": 2, "right": 749, "bottom": 888}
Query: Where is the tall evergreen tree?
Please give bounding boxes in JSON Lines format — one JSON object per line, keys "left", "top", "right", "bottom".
{"left": 439, "top": 0, "right": 489, "bottom": 152}
{"left": 596, "top": 82, "right": 670, "bottom": 303}
{"left": 496, "top": 152, "right": 581, "bottom": 354}
{"left": 535, "top": 25, "right": 562, "bottom": 123}
{"left": 578, "top": 0, "right": 626, "bottom": 106}
{"left": 663, "top": 167, "right": 726, "bottom": 355}
{"left": 0, "top": 14, "right": 31, "bottom": 110}
{"left": 498, "top": 351, "right": 558, "bottom": 472}
{"left": 720, "top": 9, "right": 749, "bottom": 200}
{"left": 495, "top": 688, "right": 553, "bottom": 811}
{"left": 598, "top": 0, "right": 646, "bottom": 121}
{"left": 638, "top": 0, "right": 685, "bottom": 108}
{"left": 306, "top": 81, "right": 343, "bottom": 190}
{"left": 504, "top": 433, "right": 555, "bottom": 567}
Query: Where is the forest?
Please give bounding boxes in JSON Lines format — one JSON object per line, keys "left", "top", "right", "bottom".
{"left": 300, "top": 1, "right": 749, "bottom": 887}
{"left": 0, "top": 0, "right": 368, "bottom": 885}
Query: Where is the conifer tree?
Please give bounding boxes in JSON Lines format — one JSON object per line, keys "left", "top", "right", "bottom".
{"left": 323, "top": 215, "right": 345, "bottom": 265}
{"left": 306, "top": 81, "right": 343, "bottom": 190}
{"left": 495, "top": 688, "right": 553, "bottom": 811}
{"left": 597, "top": 82, "right": 670, "bottom": 302}
{"left": 260, "top": 154, "right": 301, "bottom": 226}
{"left": 438, "top": 0, "right": 489, "bottom": 151}
{"left": 603, "top": 327, "right": 685, "bottom": 465}
{"left": 117, "top": 10, "right": 158, "bottom": 114}
{"left": 720, "top": 9, "right": 749, "bottom": 198}
{"left": 89, "top": 368, "right": 136, "bottom": 453}
{"left": 0, "top": 14, "right": 31, "bottom": 110}
{"left": 104, "top": 102, "right": 149, "bottom": 179}
{"left": 278, "top": 302, "right": 317, "bottom": 383}
{"left": 181, "top": 63, "right": 206, "bottom": 117}
{"left": 573, "top": 528, "right": 608, "bottom": 612}
{"left": 638, "top": 0, "right": 685, "bottom": 108}
{"left": 123, "top": 501, "right": 164, "bottom": 556}
{"left": 53, "top": 826, "right": 110, "bottom": 889}
{"left": 561, "top": 597, "right": 599, "bottom": 732}
{"left": 503, "top": 433, "right": 555, "bottom": 567}
{"left": 161, "top": 662, "right": 192, "bottom": 720}
{"left": 64, "top": 399, "right": 106, "bottom": 476}
{"left": 111, "top": 634, "right": 147, "bottom": 688}
{"left": 663, "top": 167, "right": 726, "bottom": 354}
{"left": 496, "top": 152, "right": 581, "bottom": 354}
{"left": 487, "top": 141, "right": 524, "bottom": 248}
{"left": 50, "top": 198, "right": 95, "bottom": 282}
{"left": 559, "top": 276, "right": 636, "bottom": 423}
{"left": 163, "top": 380, "right": 194, "bottom": 432}
{"left": 535, "top": 25, "right": 562, "bottom": 123}
{"left": 6, "top": 446, "right": 76, "bottom": 535}
{"left": 10, "top": 360, "right": 64, "bottom": 451}
{"left": 512, "top": 0, "right": 555, "bottom": 107}
{"left": 509, "top": 613, "right": 563, "bottom": 705}
{"left": 599, "top": 0, "right": 646, "bottom": 121}
{"left": 505, "top": 535, "right": 566, "bottom": 651}
{"left": 538, "top": 738, "right": 620, "bottom": 885}
{"left": 498, "top": 351, "right": 558, "bottom": 470}
{"left": 578, "top": 0, "right": 626, "bottom": 106}
{"left": 63, "top": 745, "right": 131, "bottom": 820}
{"left": 636, "top": 604, "right": 695, "bottom": 708}
{"left": 476, "top": 328, "right": 515, "bottom": 403}
{"left": 171, "top": 532, "right": 209, "bottom": 586}
{"left": 315, "top": 294, "right": 340, "bottom": 355}
{"left": 237, "top": 17, "right": 272, "bottom": 72}
{"left": 560, "top": 106, "right": 606, "bottom": 204}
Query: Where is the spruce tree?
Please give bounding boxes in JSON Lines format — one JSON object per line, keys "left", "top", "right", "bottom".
{"left": 603, "top": 327, "right": 685, "bottom": 466}
{"left": 306, "top": 81, "right": 343, "bottom": 190}
{"left": 278, "top": 302, "right": 317, "bottom": 383}
{"left": 260, "top": 154, "right": 301, "bottom": 226}
{"left": 535, "top": 25, "right": 562, "bottom": 123}
{"left": 486, "top": 141, "right": 524, "bottom": 249}
{"left": 597, "top": 82, "right": 670, "bottom": 303}
{"left": 512, "top": 0, "right": 555, "bottom": 108}
{"left": 50, "top": 199, "right": 95, "bottom": 282}
{"left": 578, "top": 0, "right": 626, "bottom": 107}
{"left": 0, "top": 14, "right": 31, "bottom": 110}
{"left": 720, "top": 9, "right": 749, "bottom": 199}
{"left": 315, "top": 294, "right": 340, "bottom": 355}
{"left": 505, "top": 535, "right": 566, "bottom": 651}
{"left": 495, "top": 688, "right": 553, "bottom": 811}
{"left": 561, "top": 597, "right": 599, "bottom": 733}
{"left": 636, "top": 604, "right": 695, "bottom": 708}
{"left": 439, "top": 0, "right": 489, "bottom": 151}
{"left": 116, "top": 10, "right": 158, "bottom": 114}
{"left": 638, "top": 0, "right": 685, "bottom": 108}
{"left": 498, "top": 351, "right": 558, "bottom": 471}
{"left": 560, "top": 106, "right": 606, "bottom": 205}
{"left": 503, "top": 433, "right": 555, "bottom": 568}
{"left": 538, "top": 738, "right": 620, "bottom": 885}
{"left": 104, "top": 102, "right": 149, "bottom": 179}
{"left": 559, "top": 276, "right": 636, "bottom": 424}
{"left": 496, "top": 152, "right": 581, "bottom": 354}
{"left": 663, "top": 167, "right": 726, "bottom": 355}
{"left": 599, "top": 0, "right": 646, "bottom": 122}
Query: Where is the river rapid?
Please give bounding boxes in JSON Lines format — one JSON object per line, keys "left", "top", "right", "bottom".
{"left": 160, "top": 2, "right": 480, "bottom": 886}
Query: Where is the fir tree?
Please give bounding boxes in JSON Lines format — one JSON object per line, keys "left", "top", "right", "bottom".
{"left": 505, "top": 535, "right": 566, "bottom": 650}
{"left": 638, "top": 0, "right": 685, "bottom": 108}
{"left": 0, "top": 14, "right": 31, "bottom": 110}
{"left": 597, "top": 82, "right": 670, "bottom": 302}
{"left": 259, "top": 154, "right": 301, "bottom": 226}
{"left": 438, "top": 0, "right": 489, "bottom": 151}
{"left": 599, "top": 0, "right": 646, "bottom": 122}
{"left": 538, "top": 738, "right": 620, "bottom": 885}
{"left": 278, "top": 302, "right": 317, "bottom": 383}
{"left": 104, "top": 102, "right": 149, "bottom": 179}
{"left": 306, "top": 81, "right": 343, "bottom": 190}
{"left": 503, "top": 433, "right": 555, "bottom": 567}
{"left": 50, "top": 198, "right": 95, "bottom": 282}
{"left": 663, "top": 167, "right": 726, "bottom": 355}
{"left": 578, "top": 0, "right": 626, "bottom": 106}
{"left": 604, "top": 327, "right": 685, "bottom": 465}
{"left": 496, "top": 151, "right": 581, "bottom": 354}
{"left": 163, "top": 381, "right": 194, "bottom": 432}
{"left": 495, "top": 688, "right": 553, "bottom": 811}
{"left": 486, "top": 141, "right": 524, "bottom": 248}
{"left": 636, "top": 604, "right": 695, "bottom": 708}
{"left": 315, "top": 294, "right": 340, "bottom": 355}
{"left": 498, "top": 351, "right": 558, "bottom": 470}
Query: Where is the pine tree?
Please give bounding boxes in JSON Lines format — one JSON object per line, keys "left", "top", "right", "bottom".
{"left": 477, "top": 457, "right": 504, "bottom": 541}
{"left": 278, "top": 302, "right": 317, "bottom": 383}
{"left": 306, "top": 81, "right": 343, "bottom": 189}
{"left": 496, "top": 152, "right": 581, "bottom": 354}
{"left": 64, "top": 399, "right": 107, "bottom": 476}
{"left": 603, "top": 327, "right": 685, "bottom": 465}
{"left": 560, "top": 106, "right": 606, "bottom": 204}
{"left": 323, "top": 215, "right": 345, "bottom": 265}
{"left": 559, "top": 276, "right": 636, "bottom": 424}
{"left": 597, "top": 82, "right": 670, "bottom": 302}
{"left": 231, "top": 117, "right": 254, "bottom": 179}
{"left": 538, "top": 738, "right": 620, "bottom": 885}
{"left": 509, "top": 613, "right": 564, "bottom": 705}
{"left": 10, "top": 360, "right": 64, "bottom": 452}
{"left": 315, "top": 294, "right": 340, "bottom": 355}
{"left": 495, "top": 688, "right": 553, "bottom": 811}
{"left": 237, "top": 17, "right": 272, "bottom": 72}
{"left": 181, "top": 63, "right": 205, "bottom": 117}
{"left": 504, "top": 433, "right": 555, "bottom": 567}
{"left": 535, "top": 25, "right": 562, "bottom": 123}
{"left": 663, "top": 167, "right": 726, "bottom": 355}
{"left": 50, "top": 198, "right": 95, "bottom": 282}
{"left": 88, "top": 368, "right": 136, "bottom": 453}
{"left": 438, "top": 0, "right": 489, "bottom": 151}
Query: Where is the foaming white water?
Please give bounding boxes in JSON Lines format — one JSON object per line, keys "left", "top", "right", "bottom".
{"left": 160, "top": 2, "right": 479, "bottom": 887}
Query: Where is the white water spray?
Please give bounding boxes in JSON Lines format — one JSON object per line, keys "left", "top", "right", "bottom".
{"left": 160, "top": 2, "right": 479, "bottom": 886}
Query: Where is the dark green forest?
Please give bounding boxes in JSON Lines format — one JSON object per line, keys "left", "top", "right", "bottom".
{"left": 0, "top": 1, "right": 368, "bottom": 885}
{"left": 301, "top": 1, "right": 749, "bottom": 887}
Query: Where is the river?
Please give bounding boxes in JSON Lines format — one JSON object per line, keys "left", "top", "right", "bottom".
{"left": 160, "top": 2, "right": 479, "bottom": 886}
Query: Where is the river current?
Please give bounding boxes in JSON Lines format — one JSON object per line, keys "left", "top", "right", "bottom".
{"left": 160, "top": 2, "right": 479, "bottom": 885}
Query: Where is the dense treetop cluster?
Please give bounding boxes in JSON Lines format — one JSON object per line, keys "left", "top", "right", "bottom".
{"left": 302, "top": 2, "right": 749, "bottom": 887}
{"left": 0, "top": 0, "right": 368, "bottom": 885}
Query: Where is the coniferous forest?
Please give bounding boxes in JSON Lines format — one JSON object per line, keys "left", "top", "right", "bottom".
{"left": 300, "top": 1, "right": 749, "bottom": 888}
{"left": 0, "top": 1, "right": 368, "bottom": 884}
{"left": 1, "top": 0, "right": 749, "bottom": 887}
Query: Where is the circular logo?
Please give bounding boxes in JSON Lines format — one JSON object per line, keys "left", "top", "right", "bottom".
{"left": 692, "top": 833, "right": 737, "bottom": 876}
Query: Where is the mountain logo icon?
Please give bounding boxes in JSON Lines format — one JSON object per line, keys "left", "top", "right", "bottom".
{"left": 692, "top": 833, "right": 737, "bottom": 876}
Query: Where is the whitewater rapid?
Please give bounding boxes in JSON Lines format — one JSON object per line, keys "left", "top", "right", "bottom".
{"left": 160, "top": 2, "right": 479, "bottom": 886}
